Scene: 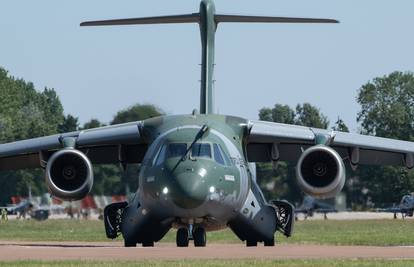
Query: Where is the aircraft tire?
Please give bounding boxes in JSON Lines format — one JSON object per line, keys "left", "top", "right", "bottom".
{"left": 124, "top": 240, "right": 137, "bottom": 247}
{"left": 142, "top": 241, "right": 154, "bottom": 247}
{"left": 246, "top": 240, "right": 257, "bottom": 247}
{"left": 193, "top": 227, "right": 206, "bottom": 247}
{"left": 176, "top": 228, "right": 189, "bottom": 247}
{"left": 264, "top": 238, "right": 275, "bottom": 246}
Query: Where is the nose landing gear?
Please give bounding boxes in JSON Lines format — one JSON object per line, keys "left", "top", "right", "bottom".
{"left": 176, "top": 228, "right": 189, "bottom": 247}
{"left": 176, "top": 226, "right": 207, "bottom": 247}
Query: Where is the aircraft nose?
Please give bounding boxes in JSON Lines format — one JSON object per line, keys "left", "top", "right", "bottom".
{"left": 169, "top": 170, "right": 209, "bottom": 209}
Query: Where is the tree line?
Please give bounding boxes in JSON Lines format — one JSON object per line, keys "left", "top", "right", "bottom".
{"left": 0, "top": 66, "right": 413, "bottom": 207}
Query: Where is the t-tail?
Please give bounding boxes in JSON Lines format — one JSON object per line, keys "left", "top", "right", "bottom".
{"left": 80, "top": 0, "right": 338, "bottom": 114}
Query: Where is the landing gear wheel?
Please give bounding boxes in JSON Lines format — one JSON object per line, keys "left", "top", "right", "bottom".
{"left": 176, "top": 228, "right": 189, "bottom": 247}
{"left": 124, "top": 240, "right": 137, "bottom": 247}
{"left": 142, "top": 241, "right": 154, "bottom": 247}
{"left": 246, "top": 240, "right": 257, "bottom": 247}
{"left": 264, "top": 238, "right": 275, "bottom": 246}
{"left": 193, "top": 227, "right": 206, "bottom": 247}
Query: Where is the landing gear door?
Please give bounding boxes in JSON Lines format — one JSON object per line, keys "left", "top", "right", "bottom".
{"left": 270, "top": 200, "right": 294, "bottom": 237}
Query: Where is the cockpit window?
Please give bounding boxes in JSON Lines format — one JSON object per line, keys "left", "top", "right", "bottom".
{"left": 191, "top": 143, "right": 211, "bottom": 158}
{"left": 154, "top": 143, "right": 187, "bottom": 166}
{"left": 213, "top": 143, "right": 231, "bottom": 166}
{"left": 213, "top": 144, "right": 225, "bottom": 165}
{"left": 166, "top": 143, "right": 187, "bottom": 158}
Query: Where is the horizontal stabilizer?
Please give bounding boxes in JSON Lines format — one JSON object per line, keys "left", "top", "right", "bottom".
{"left": 215, "top": 14, "right": 338, "bottom": 24}
{"left": 81, "top": 13, "right": 338, "bottom": 27}
{"left": 80, "top": 13, "right": 199, "bottom": 27}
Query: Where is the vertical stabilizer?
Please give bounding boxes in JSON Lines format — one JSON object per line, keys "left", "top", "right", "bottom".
{"left": 80, "top": 0, "right": 338, "bottom": 115}
{"left": 199, "top": 0, "right": 216, "bottom": 114}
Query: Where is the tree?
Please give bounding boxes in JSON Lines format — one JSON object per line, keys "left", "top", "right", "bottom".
{"left": 58, "top": 114, "right": 79, "bottom": 133}
{"left": 259, "top": 104, "right": 295, "bottom": 124}
{"left": 111, "top": 104, "right": 163, "bottom": 125}
{"left": 258, "top": 108, "right": 272, "bottom": 122}
{"left": 356, "top": 71, "right": 414, "bottom": 206}
{"left": 273, "top": 104, "right": 295, "bottom": 124}
{"left": 295, "top": 103, "right": 329, "bottom": 129}
{"left": 357, "top": 71, "right": 414, "bottom": 140}
{"left": 0, "top": 67, "right": 65, "bottom": 204}
{"left": 332, "top": 117, "right": 349, "bottom": 132}
{"left": 81, "top": 119, "right": 105, "bottom": 130}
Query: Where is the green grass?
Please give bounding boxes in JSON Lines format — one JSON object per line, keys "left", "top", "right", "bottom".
{"left": 0, "top": 219, "right": 413, "bottom": 246}
{"left": 1, "top": 260, "right": 414, "bottom": 267}
{"left": 0, "top": 220, "right": 106, "bottom": 242}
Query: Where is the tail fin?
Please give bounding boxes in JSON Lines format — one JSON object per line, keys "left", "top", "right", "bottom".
{"left": 81, "top": 0, "right": 338, "bottom": 114}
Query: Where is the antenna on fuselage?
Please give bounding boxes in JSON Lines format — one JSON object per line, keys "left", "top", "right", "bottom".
{"left": 80, "top": 0, "right": 338, "bottom": 115}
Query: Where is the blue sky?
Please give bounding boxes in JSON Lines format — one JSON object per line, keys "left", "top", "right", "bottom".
{"left": 1, "top": 1, "right": 413, "bottom": 132}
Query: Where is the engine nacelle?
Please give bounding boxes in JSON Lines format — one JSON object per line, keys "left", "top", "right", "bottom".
{"left": 296, "top": 145, "right": 345, "bottom": 199}
{"left": 45, "top": 149, "right": 93, "bottom": 201}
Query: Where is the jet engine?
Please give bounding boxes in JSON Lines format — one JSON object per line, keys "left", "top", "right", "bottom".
{"left": 296, "top": 145, "right": 345, "bottom": 199}
{"left": 45, "top": 149, "right": 93, "bottom": 201}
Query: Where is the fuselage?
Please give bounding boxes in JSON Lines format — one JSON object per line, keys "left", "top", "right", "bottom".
{"left": 128, "top": 113, "right": 260, "bottom": 231}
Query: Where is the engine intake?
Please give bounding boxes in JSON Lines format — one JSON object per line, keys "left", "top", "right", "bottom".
{"left": 45, "top": 149, "right": 93, "bottom": 201}
{"left": 296, "top": 145, "right": 345, "bottom": 199}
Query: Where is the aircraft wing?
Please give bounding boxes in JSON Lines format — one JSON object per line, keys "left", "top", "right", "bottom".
{"left": 377, "top": 207, "right": 403, "bottom": 213}
{"left": 294, "top": 208, "right": 309, "bottom": 214}
{"left": 313, "top": 208, "right": 338, "bottom": 213}
{"left": 0, "top": 121, "right": 146, "bottom": 171}
{"left": 247, "top": 120, "right": 414, "bottom": 167}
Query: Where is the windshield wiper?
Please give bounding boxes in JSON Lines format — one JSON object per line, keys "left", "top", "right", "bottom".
{"left": 172, "top": 124, "right": 208, "bottom": 172}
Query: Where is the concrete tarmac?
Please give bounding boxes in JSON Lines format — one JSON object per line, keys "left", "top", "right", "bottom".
{"left": 0, "top": 242, "right": 413, "bottom": 261}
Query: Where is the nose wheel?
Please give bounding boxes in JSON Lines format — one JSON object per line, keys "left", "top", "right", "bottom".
{"left": 176, "top": 228, "right": 189, "bottom": 247}
{"left": 176, "top": 226, "right": 207, "bottom": 247}
{"left": 193, "top": 227, "right": 206, "bottom": 247}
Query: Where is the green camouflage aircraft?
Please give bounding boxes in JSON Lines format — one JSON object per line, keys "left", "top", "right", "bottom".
{"left": 2, "top": 0, "right": 414, "bottom": 247}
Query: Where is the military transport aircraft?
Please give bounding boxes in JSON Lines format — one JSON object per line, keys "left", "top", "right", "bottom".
{"left": 378, "top": 194, "right": 414, "bottom": 219}
{"left": 294, "top": 195, "right": 337, "bottom": 221}
{"left": 1, "top": 0, "right": 414, "bottom": 247}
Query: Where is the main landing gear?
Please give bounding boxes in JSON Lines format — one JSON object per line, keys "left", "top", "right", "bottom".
{"left": 246, "top": 238, "right": 274, "bottom": 247}
{"left": 176, "top": 226, "right": 206, "bottom": 247}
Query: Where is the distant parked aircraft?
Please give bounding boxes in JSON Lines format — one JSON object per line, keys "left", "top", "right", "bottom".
{"left": 1, "top": 188, "right": 61, "bottom": 221}
{"left": 295, "top": 196, "right": 337, "bottom": 220}
{"left": 1, "top": 199, "right": 34, "bottom": 219}
{"left": 377, "top": 194, "right": 414, "bottom": 219}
